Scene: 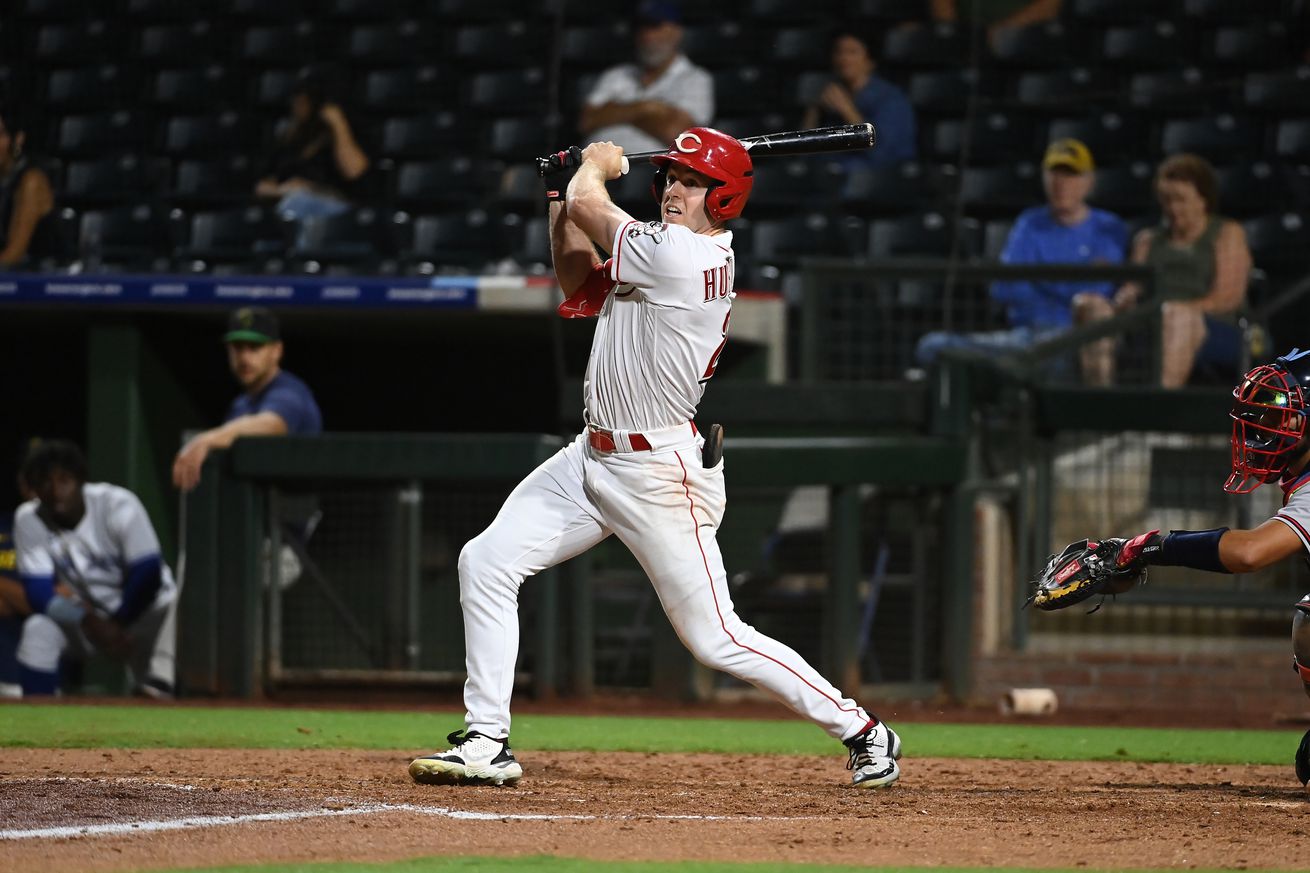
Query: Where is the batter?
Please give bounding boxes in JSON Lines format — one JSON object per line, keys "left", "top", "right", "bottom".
{"left": 409, "top": 129, "right": 901, "bottom": 790}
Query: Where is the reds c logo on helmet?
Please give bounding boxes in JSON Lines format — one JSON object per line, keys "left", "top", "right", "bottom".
{"left": 649, "top": 127, "right": 753, "bottom": 222}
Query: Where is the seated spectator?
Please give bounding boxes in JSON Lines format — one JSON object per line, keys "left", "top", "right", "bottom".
{"left": 801, "top": 30, "right": 916, "bottom": 170}
{"left": 254, "top": 69, "right": 369, "bottom": 224}
{"left": 14, "top": 440, "right": 177, "bottom": 699}
{"left": 172, "top": 306, "right": 322, "bottom": 492}
{"left": 915, "top": 139, "right": 1128, "bottom": 383}
{"left": 578, "top": 0, "right": 713, "bottom": 154}
{"left": 0, "top": 106, "right": 56, "bottom": 270}
{"left": 1113, "top": 154, "right": 1252, "bottom": 388}
{"left": 0, "top": 466, "right": 35, "bottom": 698}
{"left": 930, "top": 0, "right": 1062, "bottom": 44}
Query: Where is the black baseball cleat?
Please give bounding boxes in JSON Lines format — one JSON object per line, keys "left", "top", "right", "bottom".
{"left": 844, "top": 719, "right": 902, "bottom": 789}
{"left": 409, "top": 729, "right": 523, "bottom": 787}
{"left": 1295, "top": 728, "right": 1310, "bottom": 787}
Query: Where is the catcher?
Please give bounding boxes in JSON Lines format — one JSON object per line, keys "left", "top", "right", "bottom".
{"left": 1030, "top": 348, "right": 1310, "bottom": 783}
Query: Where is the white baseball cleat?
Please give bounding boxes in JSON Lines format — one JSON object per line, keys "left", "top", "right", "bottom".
{"left": 409, "top": 730, "right": 523, "bottom": 787}
{"left": 844, "top": 720, "right": 902, "bottom": 789}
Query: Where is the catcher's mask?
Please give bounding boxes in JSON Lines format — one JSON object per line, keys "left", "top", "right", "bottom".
{"left": 1225, "top": 348, "right": 1310, "bottom": 493}
{"left": 650, "top": 127, "right": 753, "bottom": 222}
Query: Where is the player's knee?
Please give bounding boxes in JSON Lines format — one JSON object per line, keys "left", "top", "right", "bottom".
{"left": 1291, "top": 608, "right": 1310, "bottom": 698}
{"left": 458, "top": 535, "right": 502, "bottom": 588}
{"left": 16, "top": 614, "right": 63, "bottom": 672}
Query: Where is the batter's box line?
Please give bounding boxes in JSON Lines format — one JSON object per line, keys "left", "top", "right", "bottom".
{"left": 0, "top": 803, "right": 808, "bottom": 842}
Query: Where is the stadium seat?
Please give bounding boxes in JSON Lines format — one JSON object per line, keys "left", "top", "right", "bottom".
{"left": 1242, "top": 67, "right": 1310, "bottom": 114}
{"left": 400, "top": 209, "right": 518, "bottom": 272}
{"left": 989, "top": 22, "right": 1076, "bottom": 69}
{"left": 1205, "top": 23, "right": 1290, "bottom": 70}
{"left": 982, "top": 218, "right": 1015, "bottom": 260}
{"left": 927, "top": 111, "right": 1037, "bottom": 164}
{"left": 19, "top": 0, "right": 90, "bottom": 19}
{"left": 489, "top": 117, "right": 549, "bottom": 161}
{"left": 394, "top": 158, "right": 500, "bottom": 210}
{"left": 78, "top": 204, "right": 170, "bottom": 270}
{"left": 174, "top": 206, "right": 288, "bottom": 265}
{"left": 840, "top": 161, "right": 949, "bottom": 217}
{"left": 453, "top": 23, "right": 545, "bottom": 67}
{"left": 150, "top": 66, "right": 240, "bottom": 110}
{"left": 1101, "top": 22, "right": 1188, "bottom": 70}
{"left": 770, "top": 27, "right": 831, "bottom": 70}
{"left": 345, "top": 21, "right": 438, "bottom": 64}
{"left": 751, "top": 213, "right": 868, "bottom": 261}
{"left": 714, "top": 113, "right": 789, "bottom": 141}
{"left": 1243, "top": 211, "right": 1310, "bottom": 287}
{"left": 45, "top": 65, "right": 130, "bottom": 111}
{"left": 427, "top": 0, "right": 531, "bottom": 22}
{"left": 743, "top": 0, "right": 817, "bottom": 23}
{"left": 496, "top": 165, "right": 545, "bottom": 214}
{"left": 907, "top": 68, "right": 999, "bottom": 115}
{"left": 1180, "top": 0, "right": 1257, "bottom": 23}
{"left": 1159, "top": 114, "right": 1264, "bottom": 163}
{"left": 64, "top": 156, "right": 167, "bottom": 207}
{"left": 869, "top": 211, "right": 978, "bottom": 258}
{"left": 227, "top": 0, "right": 304, "bottom": 20}
{"left": 464, "top": 69, "right": 549, "bottom": 116}
{"left": 1275, "top": 119, "right": 1310, "bottom": 161}
{"left": 163, "top": 113, "right": 258, "bottom": 157}
{"left": 325, "top": 0, "right": 410, "bottom": 20}
{"left": 379, "top": 113, "right": 461, "bottom": 159}
{"left": 1046, "top": 112, "right": 1147, "bottom": 166}
{"left": 714, "top": 67, "right": 784, "bottom": 116}
{"left": 35, "top": 21, "right": 115, "bottom": 63}
{"left": 882, "top": 23, "right": 967, "bottom": 69}
{"left": 125, "top": 0, "right": 200, "bottom": 18}
{"left": 288, "top": 209, "right": 385, "bottom": 264}
{"left": 1014, "top": 68, "right": 1119, "bottom": 114}
{"left": 359, "top": 67, "right": 445, "bottom": 113}
{"left": 847, "top": 0, "right": 929, "bottom": 24}
{"left": 958, "top": 163, "right": 1042, "bottom": 218}
{"left": 510, "top": 214, "right": 551, "bottom": 268}
{"left": 1067, "top": 0, "right": 1173, "bottom": 23}
{"left": 1125, "top": 69, "right": 1223, "bottom": 116}
{"left": 747, "top": 160, "right": 847, "bottom": 216}
{"left": 681, "top": 22, "right": 751, "bottom": 69}
{"left": 54, "top": 111, "right": 153, "bottom": 158}
{"left": 238, "top": 24, "right": 315, "bottom": 65}
{"left": 1086, "top": 161, "right": 1155, "bottom": 215}
{"left": 138, "top": 21, "right": 218, "bottom": 65}
{"left": 560, "top": 23, "right": 632, "bottom": 70}
{"left": 1216, "top": 160, "right": 1298, "bottom": 218}
{"left": 170, "top": 157, "right": 257, "bottom": 208}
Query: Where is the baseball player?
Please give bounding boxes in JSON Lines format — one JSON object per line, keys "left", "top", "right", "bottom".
{"left": 13, "top": 440, "right": 177, "bottom": 698}
{"left": 409, "top": 128, "right": 901, "bottom": 790}
{"left": 1073, "top": 348, "right": 1310, "bottom": 783}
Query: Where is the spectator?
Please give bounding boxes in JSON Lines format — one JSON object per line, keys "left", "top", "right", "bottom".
{"left": 14, "top": 440, "right": 177, "bottom": 698}
{"left": 172, "top": 307, "right": 322, "bottom": 492}
{"left": 0, "top": 466, "right": 35, "bottom": 698}
{"left": 254, "top": 69, "right": 369, "bottom": 224}
{"left": 0, "top": 106, "right": 56, "bottom": 270}
{"left": 930, "top": 0, "right": 1063, "bottom": 45}
{"left": 578, "top": 0, "right": 713, "bottom": 154}
{"left": 915, "top": 139, "right": 1128, "bottom": 383}
{"left": 801, "top": 30, "right": 917, "bottom": 169}
{"left": 1114, "top": 154, "right": 1253, "bottom": 388}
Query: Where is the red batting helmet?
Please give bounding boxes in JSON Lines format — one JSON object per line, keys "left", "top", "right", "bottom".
{"left": 1225, "top": 348, "right": 1310, "bottom": 493}
{"left": 650, "top": 127, "right": 753, "bottom": 222}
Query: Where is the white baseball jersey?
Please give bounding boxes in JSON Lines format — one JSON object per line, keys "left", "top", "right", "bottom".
{"left": 14, "top": 482, "right": 176, "bottom": 616}
{"left": 584, "top": 55, "right": 714, "bottom": 154}
{"left": 1276, "top": 472, "right": 1310, "bottom": 568}
{"left": 584, "top": 220, "right": 735, "bottom": 432}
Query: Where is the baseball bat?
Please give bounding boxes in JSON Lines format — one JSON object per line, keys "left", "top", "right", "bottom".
{"left": 535, "top": 123, "right": 877, "bottom": 178}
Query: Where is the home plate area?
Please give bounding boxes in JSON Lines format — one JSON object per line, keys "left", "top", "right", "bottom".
{"left": 1, "top": 748, "right": 1306, "bottom": 871}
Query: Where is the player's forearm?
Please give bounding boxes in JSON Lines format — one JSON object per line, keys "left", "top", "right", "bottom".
{"left": 566, "top": 164, "right": 619, "bottom": 250}
{"left": 549, "top": 201, "right": 601, "bottom": 293}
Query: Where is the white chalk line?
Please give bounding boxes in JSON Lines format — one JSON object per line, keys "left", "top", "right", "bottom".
{"left": 0, "top": 802, "right": 804, "bottom": 841}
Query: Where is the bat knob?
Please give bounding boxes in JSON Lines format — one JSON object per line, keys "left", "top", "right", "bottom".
{"left": 620, "top": 156, "right": 629, "bottom": 176}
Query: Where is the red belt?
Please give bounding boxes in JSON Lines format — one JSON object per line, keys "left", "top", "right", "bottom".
{"left": 587, "top": 422, "right": 696, "bottom": 454}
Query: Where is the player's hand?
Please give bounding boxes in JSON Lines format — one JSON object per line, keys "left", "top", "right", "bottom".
{"left": 172, "top": 436, "right": 211, "bottom": 492}
{"left": 580, "top": 141, "right": 625, "bottom": 181}
{"left": 81, "top": 611, "right": 132, "bottom": 660}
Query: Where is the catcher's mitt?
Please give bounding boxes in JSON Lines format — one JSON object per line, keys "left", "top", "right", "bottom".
{"left": 1026, "top": 537, "right": 1147, "bottom": 612}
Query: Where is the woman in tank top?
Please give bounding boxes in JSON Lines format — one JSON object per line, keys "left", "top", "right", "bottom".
{"left": 1115, "top": 153, "right": 1252, "bottom": 387}
{"left": 0, "top": 107, "right": 56, "bottom": 270}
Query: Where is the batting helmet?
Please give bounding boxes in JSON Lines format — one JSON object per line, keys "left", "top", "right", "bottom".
{"left": 650, "top": 127, "right": 753, "bottom": 222}
{"left": 1225, "top": 348, "right": 1310, "bottom": 493}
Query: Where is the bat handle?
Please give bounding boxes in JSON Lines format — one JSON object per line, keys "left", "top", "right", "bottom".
{"left": 620, "top": 155, "right": 629, "bottom": 176}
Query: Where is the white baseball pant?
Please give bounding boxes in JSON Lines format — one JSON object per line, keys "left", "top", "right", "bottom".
{"left": 16, "top": 593, "right": 177, "bottom": 688}
{"left": 459, "top": 430, "right": 871, "bottom": 741}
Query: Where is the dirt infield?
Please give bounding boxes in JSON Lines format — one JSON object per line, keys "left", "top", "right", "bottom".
{"left": 3, "top": 746, "right": 1309, "bottom": 871}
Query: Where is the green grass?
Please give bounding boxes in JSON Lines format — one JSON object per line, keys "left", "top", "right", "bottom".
{"left": 0, "top": 703, "right": 1298, "bottom": 765}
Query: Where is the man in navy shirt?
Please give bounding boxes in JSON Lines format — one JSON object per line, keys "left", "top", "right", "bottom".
{"left": 172, "top": 307, "right": 322, "bottom": 492}
{"left": 915, "top": 139, "right": 1128, "bottom": 383}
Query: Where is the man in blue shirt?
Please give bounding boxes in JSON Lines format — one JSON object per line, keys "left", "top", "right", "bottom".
{"left": 915, "top": 139, "right": 1128, "bottom": 383}
{"left": 172, "top": 307, "right": 322, "bottom": 492}
{"left": 801, "top": 30, "right": 916, "bottom": 170}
